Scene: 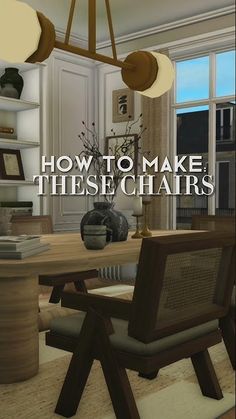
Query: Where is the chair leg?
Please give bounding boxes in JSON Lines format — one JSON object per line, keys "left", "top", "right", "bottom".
{"left": 55, "top": 311, "right": 96, "bottom": 418}
{"left": 97, "top": 315, "right": 140, "bottom": 419}
{"left": 138, "top": 371, "right": 159, "bottom": 380}
{"left": 191, "top": 350, "right": 223, "bottom": 400}
{"left": 74, "top": 279, "right": 88, "bottom": 293}
{"left": 49, "top": 285, "right": 65, "bottom": 303}
{"left": 219, "top": 312, "right": 235, "bottom": 370}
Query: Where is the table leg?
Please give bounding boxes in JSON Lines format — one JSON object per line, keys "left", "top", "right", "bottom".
{"left": 0, "top": 275, "right": 39, "bottom": 383}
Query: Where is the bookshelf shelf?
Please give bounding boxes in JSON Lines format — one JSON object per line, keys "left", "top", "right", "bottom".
{"left": 0, "top": 139, "right": 40, "bottom": 150}
{"left": 0, "top": 97, "right": 39, "bottom": 112}
{"left": 0, "top": 180, "right": 35, "bottom": 187}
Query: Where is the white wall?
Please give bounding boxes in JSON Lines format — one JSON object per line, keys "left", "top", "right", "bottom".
{"left": 47, "top": 50, "right": 95, "bottom": 231}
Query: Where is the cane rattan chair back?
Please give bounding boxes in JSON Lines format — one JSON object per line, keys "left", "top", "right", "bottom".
{"left": 128, "top": 232, "right": 235, "bottom": 342}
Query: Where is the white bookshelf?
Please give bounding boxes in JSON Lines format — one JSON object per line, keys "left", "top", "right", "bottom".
{"left": 0, "top": 62, "right": 43, "bottom": 215}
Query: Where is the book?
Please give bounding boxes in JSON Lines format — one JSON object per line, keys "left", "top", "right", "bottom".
{"left": 0, "top": 243, "right": 50, "bottom": 259}
{"left": 4, "top": 208, "right": 33, "bottom": 215}
{"left": 0, "top": 235, "right": 41, "bottom": 250}
{"left": 0, "top": 201, "right": 33, "bottom": 207}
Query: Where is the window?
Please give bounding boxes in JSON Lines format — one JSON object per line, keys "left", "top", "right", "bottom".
{"left": 216, "top": 107, "right": 234, "bottom": 142}
{"left": 172, "top": 50, "right": 235, "bottom": 228}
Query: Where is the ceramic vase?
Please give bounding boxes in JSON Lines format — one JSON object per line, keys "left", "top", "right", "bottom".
{"left": 0, "top": 68, "right": 24, "bottom": 99}
{"left": 80, "top": 202, "right": 128, "bottom": 242}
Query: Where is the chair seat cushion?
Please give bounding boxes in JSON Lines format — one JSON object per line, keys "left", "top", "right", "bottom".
{"left": 50, "top": 312, "right": 218, "bottom": 356}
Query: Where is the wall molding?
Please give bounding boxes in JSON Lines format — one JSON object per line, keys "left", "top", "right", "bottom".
{"left": 98, "top": 6, "right": 235, "bottom": 49}
{"left": 55, "top": 6, "right": 235, "bottom": 50}
{"left": 169, "top": 27, "right": 235, "bottom": 59}
{"left": 95, "top": 27, "right": 235, "bottom": 70}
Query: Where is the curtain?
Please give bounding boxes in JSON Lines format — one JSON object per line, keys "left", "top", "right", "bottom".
{"left": 141, "top": 50, "right": 171, "bottom": 229}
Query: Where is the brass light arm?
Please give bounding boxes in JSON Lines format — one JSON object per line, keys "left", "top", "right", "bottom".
{"left": 105, "top": 0, "right": 117, "bottom": 60}
{"left": 55, "top": 40, "right": 135, "bottom": 70}
{"left": 65, "top": 0, "right": 76, "bottom": 44}
{"left": 89, "top": 0, "right": 96, "bottom": 53}
{"left": 58, "top": 0, "right": 134, "bottom": 70}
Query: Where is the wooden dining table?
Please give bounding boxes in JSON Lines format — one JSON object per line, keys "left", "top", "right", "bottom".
{"left": 0, "top": 230, "right": 195, "bottom": 384}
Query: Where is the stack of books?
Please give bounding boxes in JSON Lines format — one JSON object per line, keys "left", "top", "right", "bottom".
{"left": 0, "top": 235, "right": 50, "bottom": 259}
{"left": 0, "top": 201, "right": 33, "bottom": 216}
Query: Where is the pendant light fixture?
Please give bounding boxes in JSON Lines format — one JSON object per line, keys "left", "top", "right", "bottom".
{"left": 0, "top": 0, "right": 174, "bottom": 98}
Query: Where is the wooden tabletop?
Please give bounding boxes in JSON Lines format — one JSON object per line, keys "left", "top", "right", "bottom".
{"left": 0, "top": 230, "right": 195, "bottom": 278}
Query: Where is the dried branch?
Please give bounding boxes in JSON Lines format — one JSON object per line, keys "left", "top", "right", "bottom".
{"left": 76, "top": 115, "right": 147, "bottom": 202}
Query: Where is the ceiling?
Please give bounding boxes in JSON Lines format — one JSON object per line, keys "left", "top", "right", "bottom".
{"left": 22, "top": 0, "right": 234, "bottom": 43}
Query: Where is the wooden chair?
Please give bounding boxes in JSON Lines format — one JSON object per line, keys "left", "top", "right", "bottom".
{"left": 191, "top": 215, "right": 235, "bottom": 232}
{"left": 46, "top": 232, "right": 235, "bottom": 418}
{"left": 192, "top": 215, "right": 235, "bottom": 369}
{"left": 11, "top": 215, "right": 97, "bottom": 303}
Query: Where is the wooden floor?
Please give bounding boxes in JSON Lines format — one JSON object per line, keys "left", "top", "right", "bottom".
{"left": 218, "top": 407, "right": 235, "bottom": 419}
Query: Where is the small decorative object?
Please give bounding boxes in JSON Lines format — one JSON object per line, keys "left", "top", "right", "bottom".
{"left": 131, "top": 196, "right": 143, "bottom": 239}
{"left": 132, "top": 196, "right": 143, "bottom": 216}
{"left": 0, "top": 68, "right": 24, "bottom": 99}
{"left": 141, "top": 196, "right": 152, "bottom": 237}
{"left": 83, "top": 225, "right": 112, "bottom": 250}
{"left": 0, "top": 127, "right": 14, "bottom": 134}
{"left": 0, "top": 149, "right": 25, "bottom": 181}
{"left": 131, "top": 215, "right": 143, "bottom": 239}
{"left": 81, "top": 202, "right": 128, "bottom": 243}
{"left": 0, "top": 127, "right": 17, "bottom": 140}
{"left": 112, "top": 88, "right": 134, "bottom": 123}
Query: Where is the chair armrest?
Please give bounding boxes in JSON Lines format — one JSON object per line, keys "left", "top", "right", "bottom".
{"left": 61, "top": 291, "right": 132, "bottom": 320}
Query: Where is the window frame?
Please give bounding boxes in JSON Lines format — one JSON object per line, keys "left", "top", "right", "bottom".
{"left": 169, "top": 36, "right": 235, "bottom": 228}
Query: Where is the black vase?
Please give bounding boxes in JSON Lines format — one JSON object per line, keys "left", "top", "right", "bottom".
{"left": 0, "top": 68, "right": 24, "bottom": 99}
{"left": 80, "top": 202, "right": 129, "bottom": 242}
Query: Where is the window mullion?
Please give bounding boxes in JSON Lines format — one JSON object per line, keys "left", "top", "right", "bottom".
{"left": 170, "top": 61, "right": 177, "bottom": 229}
{"left": 208, "top": 52, "right": 216, "bottom": 215}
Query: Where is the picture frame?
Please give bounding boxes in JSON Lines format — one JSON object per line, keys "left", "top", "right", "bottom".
{"left": 112, "top": 88, "right": 134, "bottom": 123}
{"left": 0, "top": 149, "right": 25, "bottom": 180}
{"left": 105, "top": 134, "right": 139, "bottom": 175}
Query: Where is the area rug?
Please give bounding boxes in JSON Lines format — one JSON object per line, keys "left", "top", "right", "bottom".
{"left": 0, "top": 342, "right": 234, "bottom": 419}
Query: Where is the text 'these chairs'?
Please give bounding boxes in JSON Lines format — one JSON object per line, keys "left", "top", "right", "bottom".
{"left": 46, "top": 231, "right": 235, "bottom": 418}
{"left": 192, "top": 215, "right": 235, "bottom": 369}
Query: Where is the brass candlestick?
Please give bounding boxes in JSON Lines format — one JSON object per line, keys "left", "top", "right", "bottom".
{"left": 131, "top": 215, "right": 143, "bottom": 239}
{"left": 141, "top": 201, "right": 152, "bottom": 237}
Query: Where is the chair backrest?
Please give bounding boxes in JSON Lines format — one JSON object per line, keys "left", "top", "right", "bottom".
{"left": 191, "top": 215, "right": 235, "bottom": 232}
{"left": 11, "top": 215, "right": 53, "bottom": 235}
{"left": 128, "top": 232, "right": 235, "bottom": 343}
